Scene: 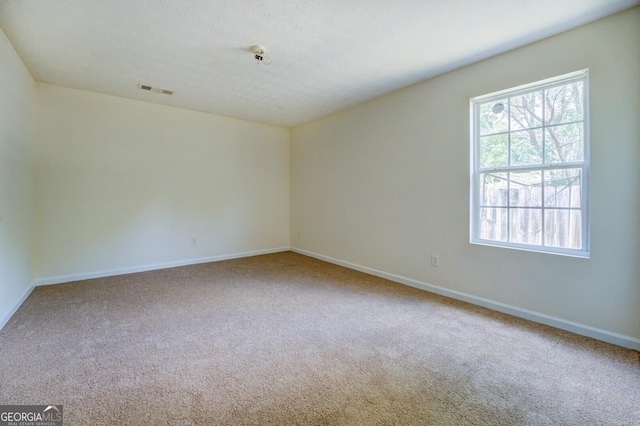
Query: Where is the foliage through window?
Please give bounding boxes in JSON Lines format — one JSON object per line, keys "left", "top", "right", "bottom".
{"left": 470, "top": 70, "right": 589, "bottom": 257}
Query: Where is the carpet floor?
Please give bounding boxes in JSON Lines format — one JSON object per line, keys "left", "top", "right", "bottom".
{"left": 0, "top": 251, "right": 638, "bottom": 425}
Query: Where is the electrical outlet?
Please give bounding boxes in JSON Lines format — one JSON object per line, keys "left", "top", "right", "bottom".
{"left": 191, "top": 237, "right": 197, "bottom": 245}
{"left": 431, "top": 255, "right": 440, "bottom": 267}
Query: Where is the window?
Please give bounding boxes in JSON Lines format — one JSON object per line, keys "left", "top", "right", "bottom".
{"left": 470, "top": 70, "right": 589, "bottom": 257}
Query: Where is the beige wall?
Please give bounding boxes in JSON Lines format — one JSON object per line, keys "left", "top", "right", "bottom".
{"left": 0, "top": 28, "right": 36, "bottom": 326}
{"left": 35, "top": 84, "right": 290, "bottom": 280}
{"left": 291, "top": 8, "right": 640, "bottom": 343}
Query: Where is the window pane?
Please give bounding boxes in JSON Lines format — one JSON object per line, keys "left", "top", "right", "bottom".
{"left": 545, "top": 81, "right": 584, "bottom": 125}
{"left": 511, "top": 129, "right": 543, "bottom": 166}
{"left": 509, "top": 171, "right": 542, "bottom": 207}
{"left": 480, "top": 134, "right": 508, "bottom": 168}
{"left": 509, "top": 208, "right": 542, "bottom": 245}
{"left": 544, "top": 123, "right": 584, "bottom": 164}
{"left": 479, "top": 207, "right": 508, "bottom": 241}
{"left": 479, "top": 99, "right": 509, "bottom": 135}
{"left": 544, "top": 169, "right": 581, "bottom": 208}
{"left": 480, "top": 173, "right": 508, "bottom": 206}
{"left": 545, "top": 209, "right": 582, "bottom": 249}
{"left": 511, "top": 91, "right": 543, "bottom": 130}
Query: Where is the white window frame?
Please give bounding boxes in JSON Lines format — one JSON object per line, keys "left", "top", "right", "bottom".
{"left": 470, "top": 70, "right": 590, "bottom": 258}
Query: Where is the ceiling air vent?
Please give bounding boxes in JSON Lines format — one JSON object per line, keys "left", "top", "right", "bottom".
{"left": 138, "top": 83, "right": 174, "bottom": 95}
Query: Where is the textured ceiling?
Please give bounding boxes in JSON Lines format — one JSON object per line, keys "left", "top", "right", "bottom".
{"left": 1, "top": 0, "right": 638, "bottom": 127}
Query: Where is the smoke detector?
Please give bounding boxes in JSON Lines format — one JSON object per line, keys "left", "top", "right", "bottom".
{"left": 250, "top": 45, "right": 271, "bottom": 65}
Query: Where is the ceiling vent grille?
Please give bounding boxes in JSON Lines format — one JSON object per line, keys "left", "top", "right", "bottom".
{"left": 138, "top": 83, "right": 174, "bottom": 95}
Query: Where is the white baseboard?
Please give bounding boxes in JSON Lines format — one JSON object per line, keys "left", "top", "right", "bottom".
{"left": 34, "top": 247, "right": 291, "bottom": 286}
{"left": 0, "top": 284, "right": 35, "bottom": 331}
{"left": 291, "top": 247, "right": 640, "bottom": 351}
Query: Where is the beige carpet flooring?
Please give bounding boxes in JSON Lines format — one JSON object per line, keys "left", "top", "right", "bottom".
{"left": 0, "top": 252, "right": 638, "bottom": 425}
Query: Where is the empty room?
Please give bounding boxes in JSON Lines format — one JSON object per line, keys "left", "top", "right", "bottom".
{"left": 1, "top": 1, "right": 639, "bottom": 424}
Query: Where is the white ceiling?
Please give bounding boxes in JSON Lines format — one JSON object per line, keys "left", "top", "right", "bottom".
{"left": 1, "top": 0, "right": 637, "bottom": 127}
